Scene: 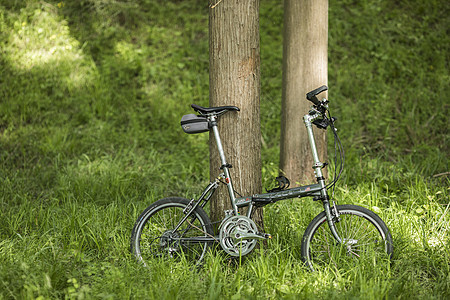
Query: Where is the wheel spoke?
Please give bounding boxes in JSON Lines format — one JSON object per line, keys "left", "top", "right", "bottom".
{"left": 302, "top": 205, "right": 392, "bottom": 271}
{"left": 131, "top": 198, "right": 213, "bottom": 266}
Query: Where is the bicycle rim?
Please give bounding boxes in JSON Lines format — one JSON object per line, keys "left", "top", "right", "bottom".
{"left": 302, "top": 205, "right": 392, "bottom": 271}
{"left": 132, "top": 200, "right": 212, "bottom": 266}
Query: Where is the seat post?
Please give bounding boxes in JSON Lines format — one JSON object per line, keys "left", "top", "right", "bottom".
{"left": 209, "top": 115, "right": 239, "bottom": 214}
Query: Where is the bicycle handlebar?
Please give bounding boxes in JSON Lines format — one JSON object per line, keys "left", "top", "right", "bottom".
{"left": 306, "top": 85, "right": 328, "bottom": 105}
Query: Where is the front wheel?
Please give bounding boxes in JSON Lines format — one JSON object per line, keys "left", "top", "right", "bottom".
{"left": 130, "top": 197, "right": 214, "bottom": 266}
{"left": 301, "top": 204, "right": 393, "bottom": 271}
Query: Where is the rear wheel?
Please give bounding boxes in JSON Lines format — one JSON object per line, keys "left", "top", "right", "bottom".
{"left": 130, "top": 197, "right": 214, "bottom": 266}
{"left": 301, "top": 204, "right": 393, "bottom": 271}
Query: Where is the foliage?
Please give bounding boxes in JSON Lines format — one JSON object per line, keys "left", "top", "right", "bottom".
{"left": 328, "top": 0, "right": 449, "bottom": 175}
{"left": 0, "top": 0, "right": 448, "bottom": 298}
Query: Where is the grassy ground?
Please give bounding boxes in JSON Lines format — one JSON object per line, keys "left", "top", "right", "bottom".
{"left": 0, "top": 0, "right": 449, "bottom": 299}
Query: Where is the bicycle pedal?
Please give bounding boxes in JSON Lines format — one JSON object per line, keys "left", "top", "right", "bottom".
{"left": 259, "top": 233, "right": 272, "bottom": 239}
{"left": 266, "top": 176, "right": 290, "bottom": 193}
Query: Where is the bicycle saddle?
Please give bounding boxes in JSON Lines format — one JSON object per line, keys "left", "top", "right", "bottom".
{"left": 191, "top": 104, "right": 240, "bottom": 115}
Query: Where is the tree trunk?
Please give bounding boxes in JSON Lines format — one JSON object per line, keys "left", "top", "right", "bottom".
{"left": 209, "top": 0, "right": 263, "bottom": 228}
{"left": 280, "top": 0, "right": 328, "bottom": 185}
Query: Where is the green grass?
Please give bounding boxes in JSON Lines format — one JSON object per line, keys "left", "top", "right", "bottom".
{"left": 0, "top": 0, "right": 449, "bottom": 299}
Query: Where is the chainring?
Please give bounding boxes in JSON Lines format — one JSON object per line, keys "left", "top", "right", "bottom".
{"left": 219, "top": 215, "right": 258, "bottom": 256}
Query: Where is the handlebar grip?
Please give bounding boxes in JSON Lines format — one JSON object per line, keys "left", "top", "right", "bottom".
{"left": 306, "top": 85, "right": 328, "bottom": 105}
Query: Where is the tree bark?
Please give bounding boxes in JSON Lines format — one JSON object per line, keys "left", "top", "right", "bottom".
{"left": 280, "top": 0, "right": 328, "bottom": 185}
{"left": 209, "top": 0, "right": 263, "bottom": 228}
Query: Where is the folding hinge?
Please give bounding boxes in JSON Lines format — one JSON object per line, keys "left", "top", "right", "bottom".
{"left": 220, "top": 163, "right": 232, "bottom": 170}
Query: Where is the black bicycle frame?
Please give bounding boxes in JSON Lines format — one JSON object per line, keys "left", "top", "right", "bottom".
{"left": 178, "top": 105, "right": 343, "bottom": 244}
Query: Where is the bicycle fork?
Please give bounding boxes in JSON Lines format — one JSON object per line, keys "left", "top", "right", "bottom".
{"left": 304, "top": 111, "right": 343, "bottom": 245}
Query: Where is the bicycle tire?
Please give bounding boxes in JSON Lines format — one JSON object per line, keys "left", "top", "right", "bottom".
{"left": 301, "top": 204, "right": 393, "bottom": 271}
{"left": 130, "top": 197, "right": 214, "bottom": 266}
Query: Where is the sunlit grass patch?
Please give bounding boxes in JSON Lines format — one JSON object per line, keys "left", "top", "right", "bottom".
{"left": 4, "top": 2, "right": 97, "bottom": 92}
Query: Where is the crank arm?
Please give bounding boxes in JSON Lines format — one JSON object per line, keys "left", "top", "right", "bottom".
{"left": 233, "top": 230, "right": 271, "bottom": 241}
